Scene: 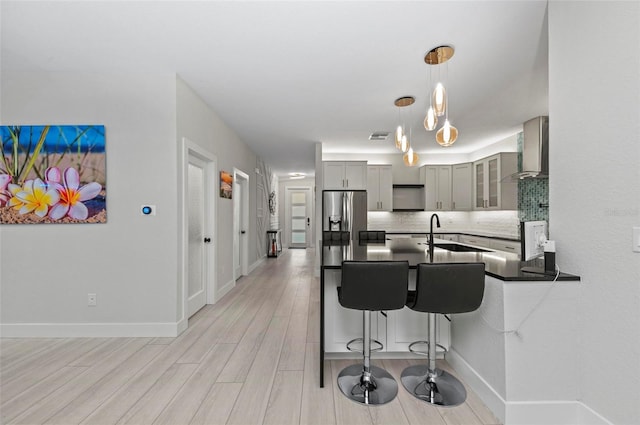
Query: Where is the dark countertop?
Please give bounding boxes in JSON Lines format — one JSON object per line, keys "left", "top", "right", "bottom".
{"left": 321, "top": 237, "right": 579, "bottom": 282}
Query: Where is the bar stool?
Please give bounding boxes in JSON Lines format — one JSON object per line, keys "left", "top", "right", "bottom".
{"left": 401, "top": 262, "right": 485, "bottom": 406}
{"left": 337, "top": 260, "right": 409, "bottom": 405}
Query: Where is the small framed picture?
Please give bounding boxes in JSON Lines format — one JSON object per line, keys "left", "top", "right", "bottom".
{"left": 220, "top": 171, "right": 233, "bottom": 199}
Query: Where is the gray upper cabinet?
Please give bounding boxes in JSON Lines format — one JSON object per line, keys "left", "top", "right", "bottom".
{"left": 473, "top": 153, "right": 518, "bottom": 210}
{"left": 420, "top": 165, "right": 451, "bottom": 211}
{"left": 367, "top": 165, "right": 393, "bottom": 211}
{"left": 451, "top": 162, "right": 473, "bottom": 211}
{"left": 323, "top": 161, "right": 367, "bottom": 190}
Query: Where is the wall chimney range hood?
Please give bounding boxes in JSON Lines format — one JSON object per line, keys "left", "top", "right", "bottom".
{"left": 508, "top": 116, "right": 549, "bottom": 180}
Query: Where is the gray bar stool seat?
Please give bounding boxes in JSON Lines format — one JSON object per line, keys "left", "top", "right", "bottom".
{"left": 337, "top": 260, "right": 409, "bottom": 405}
{"left": 401, "top": 262, "right": 485, "bottom": 407}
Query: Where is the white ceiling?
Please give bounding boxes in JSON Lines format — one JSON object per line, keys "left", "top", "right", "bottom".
{"left": 1, "top": 1, "right": 549, "bottom": 178}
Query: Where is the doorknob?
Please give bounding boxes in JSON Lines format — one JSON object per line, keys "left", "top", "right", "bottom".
{"left": 241, "top": 230, "right": 246, "bottom": 234}
{"left": 204, "top": 237, "right": 211, "bottom": 243}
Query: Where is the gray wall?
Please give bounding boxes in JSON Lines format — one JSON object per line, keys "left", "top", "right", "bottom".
{"left": 1, "top": 72, "right": 180, "bottom": 331}
{"left": 549, "top": 2, "right": 640, "bottom": 423}
{"left": 0, "top": 72, "right": 263, "bottom": 336}
{"left": 176, "top": 77, "right": 260, "bottom": 292}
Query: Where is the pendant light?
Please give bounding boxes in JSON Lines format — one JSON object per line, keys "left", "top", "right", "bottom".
{"left": 400, "top": 134, "right": 409, "bottom": 153}
{"left": 402, "top": 119, "right": 419, "bottom": 167}
{"left": 394, "top": 96, "right": 415, "bottom": 152}
{"left": 424, "top": 45, "right": 459, "bottom": 147}
{"left": 395, "top": 125, "right": 403, "bottom": 149}
{"left": 424, "top": 104, "right": 438, "bottom": 131}
{"left": 436, "top": 69, "right": 458, "bottom": 146}
{"left": 435, "top": 119, "right": 459, "bottom": 146}
{"left": 432, "top": 82, "right": 446, "bottom": 117}
{"left": 424, "top": 64, "right": 438, "bottom": 131}
{"left": 403, "top": 146, "right": 419, "bottom": 167}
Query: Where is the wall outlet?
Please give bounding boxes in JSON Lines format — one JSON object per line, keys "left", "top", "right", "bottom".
{"left": 88, "top": 293, "right": 97, "bottom": 306}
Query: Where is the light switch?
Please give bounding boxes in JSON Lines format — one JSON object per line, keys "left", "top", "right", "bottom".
{"left": 634, "top": 227, "right": 640, "bottom": 253}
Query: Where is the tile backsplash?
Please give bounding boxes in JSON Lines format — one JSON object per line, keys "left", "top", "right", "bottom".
{"left": 516, "top": 132, "right": 549, "bottom": 223}
{"left": 368, "top": 210, "right": 520, "bottom": 239}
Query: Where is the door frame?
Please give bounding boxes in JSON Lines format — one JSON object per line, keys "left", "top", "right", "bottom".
{"left": 285, "top": 186, "right": 313, "bottom": 248}
{"left": 179, "top": 137, "right": 217, "bottom": 332}
{"left": 233, "top": 168, "right": 249, "bottom": 282}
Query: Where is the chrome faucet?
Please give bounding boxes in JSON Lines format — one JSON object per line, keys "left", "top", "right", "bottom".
{"left": 429, "top": 213, "right": 441, "bottom": 262}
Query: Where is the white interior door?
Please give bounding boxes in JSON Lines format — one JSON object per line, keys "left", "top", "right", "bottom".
{"left": 180, "top": 138, "right": 216, "bottom": 330}
{"left": 187, "top": 155, "right": 212, "bottom": 317}
{"left": 233, "top": 169, "right": 249, "bottom": 281}
{"left": 288, "top": 187, "right": 312, "bottom": 248}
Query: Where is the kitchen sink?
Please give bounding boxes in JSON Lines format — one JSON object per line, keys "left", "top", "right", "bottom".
{"left": 434, "top": 243, "right": 490, "bottom": 253}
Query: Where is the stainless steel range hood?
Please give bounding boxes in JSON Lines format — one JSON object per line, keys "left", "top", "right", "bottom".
{"left": 505, "top": 116, "right": 549, "bottom": 181}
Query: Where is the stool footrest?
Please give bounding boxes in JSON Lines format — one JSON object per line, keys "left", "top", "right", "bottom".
{"left": 346, "top": 338, "right": 384, "bottom": 353}
{"left": 408, "top": 340, "right": 447, "bottom": 356}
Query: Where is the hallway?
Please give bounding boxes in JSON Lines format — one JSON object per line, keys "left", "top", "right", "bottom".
{"left": 1, "top": 249, "right": 499, "bottom": 424}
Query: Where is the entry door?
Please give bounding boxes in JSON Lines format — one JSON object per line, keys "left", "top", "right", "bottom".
{"left": 289, "top": 188, "right": 312, "bottom": 248}
{"left": 187, "top": 155, "right": 209, "bottom": 317}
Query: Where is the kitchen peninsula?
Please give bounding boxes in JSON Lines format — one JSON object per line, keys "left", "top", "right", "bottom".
{"left": 319, "top": 235, "right": 579, "bottom": 423}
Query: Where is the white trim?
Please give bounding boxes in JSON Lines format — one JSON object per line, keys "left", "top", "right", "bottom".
{"left": 447, "top": 348, "right": 506, "bottom": 422}
{"left": 217, "top": 278, "right": 236, "bottom": 301}
{"left": 176, "top": 317, "right": 188, "bottom": 336}
{"left": 576, "top": 403, "right": 615, "bottom": 425}
{"left": 447, "top": 348, "right": 614, "bottom": 425}
{"left": 505, "top": 401, "right": 579, "bottom": 425}
{"left": 249, "top": 257, "right": 266, "bottom": 274}
{"left": 0, "top": 322, "right": 182, "bottom": 338}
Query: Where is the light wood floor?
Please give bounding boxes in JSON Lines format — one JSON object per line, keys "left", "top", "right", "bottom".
{"left": 0, "top": 248, "right": 501, "bottom": 425}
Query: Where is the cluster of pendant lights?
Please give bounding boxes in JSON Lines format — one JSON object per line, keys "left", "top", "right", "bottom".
{"left": 394, "top": 96, "right": 419, "bottom": 166}
{"left": 394, "top": 45, "right": 458, "bottom": 167}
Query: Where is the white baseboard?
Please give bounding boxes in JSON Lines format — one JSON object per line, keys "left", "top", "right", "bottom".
{"left": 217, "top": 279, "right": 235, "bottom": 301}
{"left": 0, "top": 321, "right": 182, "bottom": 338}
{"left": 505, "top": 401, "right": 579, "bottom": 424}
{"left": 447, "top": 349, "right": 614, "bottom": 425}
{"left": 176, "top": 317, "right": 188, "bottom": 336}
{"left": 249, "top": 257, "right": 265, "bottom": 274}
{"left": 447, "top": 348, "right": 507, "bottom": 423}
{"left": 577, "top": 403, "right": 614, "bottom": 425}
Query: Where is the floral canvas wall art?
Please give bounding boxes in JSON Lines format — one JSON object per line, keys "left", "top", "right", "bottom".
{"left": 0, "top": 125, "right": 107, "bottom": 224}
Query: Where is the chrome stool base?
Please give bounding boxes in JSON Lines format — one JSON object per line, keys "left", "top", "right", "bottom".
{"left": 400, "top": 364, "right": 467, "bottom": 407}
{"left": 337, "top": 364, "right": 398, "bottom": 405}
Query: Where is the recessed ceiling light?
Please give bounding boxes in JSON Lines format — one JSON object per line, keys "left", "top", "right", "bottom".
{"left": 289, "top": 173, "right": 306, "bottom": 180}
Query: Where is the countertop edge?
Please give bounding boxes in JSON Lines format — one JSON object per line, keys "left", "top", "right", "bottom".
{"left": 322, "top": 265, "right": 580, "bottom": 282}
{"left": 386, "top": 231, "right": 520, "bottom": 242}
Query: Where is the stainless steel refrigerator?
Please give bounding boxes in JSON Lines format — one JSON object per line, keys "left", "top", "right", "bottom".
{"left": 322, "top": 190, "right": 367, "bottom": 241}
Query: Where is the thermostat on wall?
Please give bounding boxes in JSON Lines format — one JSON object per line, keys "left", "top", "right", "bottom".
{"left": 141, "top": 205, "right": 156, "bottom": 216}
